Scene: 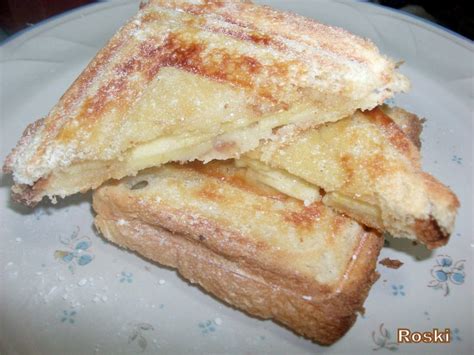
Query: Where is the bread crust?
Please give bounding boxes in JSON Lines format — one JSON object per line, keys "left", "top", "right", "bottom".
{"left": 250, "top": 107, "right": 459, "bottom": 248}
{"left": 380, "top": 105, "right": 424, "bottom": 149}
{"left": 3, "top": 0, "right": 408, "bottom": 205}
{"left": 93, "top": 186, "right": 382, "bottom": 344}
{"left": 5, "top": 104, "right": 426, "bottom": 208}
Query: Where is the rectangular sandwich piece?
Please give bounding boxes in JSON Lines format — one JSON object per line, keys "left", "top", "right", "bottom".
{"left": 93, "top": 162, "right": 383, "bottom": 344}
{"left": 4, "top": 0, "right": 408, "bottom": 206}
{"left": 241, "top": 106, "right": 459, "bottom": 248}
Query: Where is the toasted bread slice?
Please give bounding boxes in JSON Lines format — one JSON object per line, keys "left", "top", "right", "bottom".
{"left": 93, "top": 161, "right": 382, "bottom": 344}
{"left": 381, "top": 105, "right": 424, "bottom": 149}
{"left": 3, "top": 0, "right": 409, "bottom": 206}
{"left": 243, "top": 106, "right": 458, "bottom": 248}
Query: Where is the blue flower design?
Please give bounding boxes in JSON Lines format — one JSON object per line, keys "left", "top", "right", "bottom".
{"left": 34, "top": 207, "right": 51, "bottom": 220}
{"left": 199, "top": 320, "right": 218, "bottom": 334}
{"left": 451, "top": 155, "right": 462, "bottom": 165}
{"left": 452, "top": 328, "right": 461, "bottom": 341}
{"left": 128, "top": 322, "right": 154, "bottom": 352}
{"left": 428, "top": 255, "right": 465, "bottom": 296}
{"left": 61, "top": 310, "right": 77, "bottom": 324}
{"left": 391, "top": 284, "right": 405, "bottom": 296}
{"left": 120, "top": 271, "right": 133, "bottom": 283}
{"left": 372, "top": 323, "right": 398, "bottom": 351}
{"left": 54, "top": 227, "right": 94, "bottom": 273}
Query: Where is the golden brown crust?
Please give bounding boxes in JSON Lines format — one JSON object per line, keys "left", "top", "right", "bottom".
{"left": 3, "top": 118, "right": 45, "bottom": 175}
{"left": 250, "top": 107, "right": 459, "bottom": 248}
{"left": 92, "top": 162, "right": 369, "bottom": 291}
{"left": 421, "top": 172, "right": 460, "bottom": 211}
{"left": 10, "top": 180, "right": 48, "bottom": 207}
{"left": 417, "top": 173, "right": 459, "bottom": 248}
{"left": 93, "top": 178, "right": 383, "bottom": 344}
{"left": 4, "top": 0, "right": 408, "bottom": 205}
{"left": 9, "top": 103, "right": 427, "bottom": 209}
{"left": 365, "top": 107, "right": 420, "bottom": 164}
{"left": 413, "top": 218, "right": 447, "bottom": 250}
{"left": 380, "top": 105, "right": 424, "bottom": 149}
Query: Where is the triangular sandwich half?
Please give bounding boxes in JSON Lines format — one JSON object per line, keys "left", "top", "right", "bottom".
{"left": 93, "top": 161, "right": 383, "bottom": 344}
{"left": 3, "top": 0, "right": 408, "bottom": 206}
{"left": 240, "top": 106, "right": 459, "bottom": 248}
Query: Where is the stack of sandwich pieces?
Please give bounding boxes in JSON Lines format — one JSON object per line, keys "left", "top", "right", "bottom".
{"left": 3, "top": 0, "right": 459, "bottom": 345}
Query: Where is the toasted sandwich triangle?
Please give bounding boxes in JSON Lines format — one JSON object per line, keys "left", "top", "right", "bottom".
{"left": 3, "top": 0, "right": 409, "bottom": 205}
{"left": 241, "top": 106, "right": 459, "bottom": 248}
{"left": 93, "top": 160, "right": 383, "bottom": 344}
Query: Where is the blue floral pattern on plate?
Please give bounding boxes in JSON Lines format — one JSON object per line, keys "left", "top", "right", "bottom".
{"left": 451, "top": 155, "right": 463, "bottom": 165}
{"left": 1, "top": 2, "right": 471, "bottom": 352}
{"left": 33, "top": 207, "right": 52, "bottom": 220}
{"left": 128, "top": 322, "right": 154, "bottom": 352}
{"left": 119, "top": 271, "right": 133, "bottom": 283}
{"left": 199, "top": 319, "right": 219, "bottom": 334}
{"left": 54, "top": 227, "right": 94, "bottom": 273}
{"left": 391, "top": 285, "right": 405, "bottom": 296}
{"left": 61, "top": 310, "right": 77, "bottom": 324}
{"left": 428, "top": 255, "right": 465, "bottom": 296}
{"left": 371, "top": 323, "right": 398, "bottom": 351}
{"left": 452, "top": 328, "right": 462, "bottom": 341}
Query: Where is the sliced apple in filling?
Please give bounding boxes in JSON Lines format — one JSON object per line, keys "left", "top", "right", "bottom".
{"left": 241, "top": 107, "right": 459, "bottom": 248}
{"left": 4, "top": 1, "right": 409, "bottom": 206}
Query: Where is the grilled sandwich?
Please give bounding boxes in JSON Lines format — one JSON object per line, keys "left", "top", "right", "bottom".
{"left": 93, "top": 161, "right": 383, "bottom": 344}
{"left": 3, "top": 0, "right": 409, "bottom": 206}
{"left": 240, "top": 106, "right": 459, "bottom": 248}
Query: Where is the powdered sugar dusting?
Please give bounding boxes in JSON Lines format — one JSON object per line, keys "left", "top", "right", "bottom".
{"left": 6, "top": 0, "right": 408, "bottom": 197}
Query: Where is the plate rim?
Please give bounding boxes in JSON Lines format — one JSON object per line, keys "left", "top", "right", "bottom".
{"left": 0, "top": 0, "right": 472, "bottom": 51}
{"left": 0, "top": 1, "right": 472, "bottom": 353}
{"left": 0, "top": 0, "right": 138, "bottom": 49}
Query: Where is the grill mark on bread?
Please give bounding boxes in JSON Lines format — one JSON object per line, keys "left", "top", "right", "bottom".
{"left": 249, "top": 32, "right": 273, "bottom": 46}
{"left": 50, "top": 37, "right": 126, "bottom": 138}
{"left": 167, "top": 0, "right": 227, "bottom": 16}
{"left": 144, "top": 33, "right": 265, "bottom": 89}
{"left": 3, "top": 0, "right": 410, "bottom": 205}
{"left": 59, "top": 31, "right": 268, "bottom": 136}
{"left": 207, "top": 25, "right": 285, "bottom": 51}
{"left": 185, "top": 161, "right": 288, "bottom": 201}
{"left": 365, "top": 107, "right": 413, "bottom": 157}
{"left": 195, "top": 183, "right": 225, "bottom": 202}
{"left": 282, "top": 203, "right": 322, "bottom": 232}
{"left": 339, "top": 154, "right": 355, "bottom": 187}
{"left": 330, "top": 214, "right": 351, "bottom": 239}
{"left": 161, "top": 0, "right": 376, "bottom": 64}
{"left": 60, "top": 0, "right": 392, "bottom": 132}
{"left": 244, "top": 107, "right": 458, "bottom": 248}
{"left": 365, "top": 153, "right": 390, "bottom": 180}
{"left": 88, "top": 78, "right": 128, "bottom": 117}
{"left": 97, "top": 179, "right": 358, "bottom": 292}
{"left": 55, "top": 20, "right": 289, "bottom": 142}
{"left": 92, "top": 180, "right": 384, "bottom": 344}
{"left": 140, "top": 10, "right": 163, "bottom": 23}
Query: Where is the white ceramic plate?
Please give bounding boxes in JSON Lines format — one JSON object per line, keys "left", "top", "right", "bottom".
{"left": 1, "top": 1, "right": 472, "bottom": 354}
